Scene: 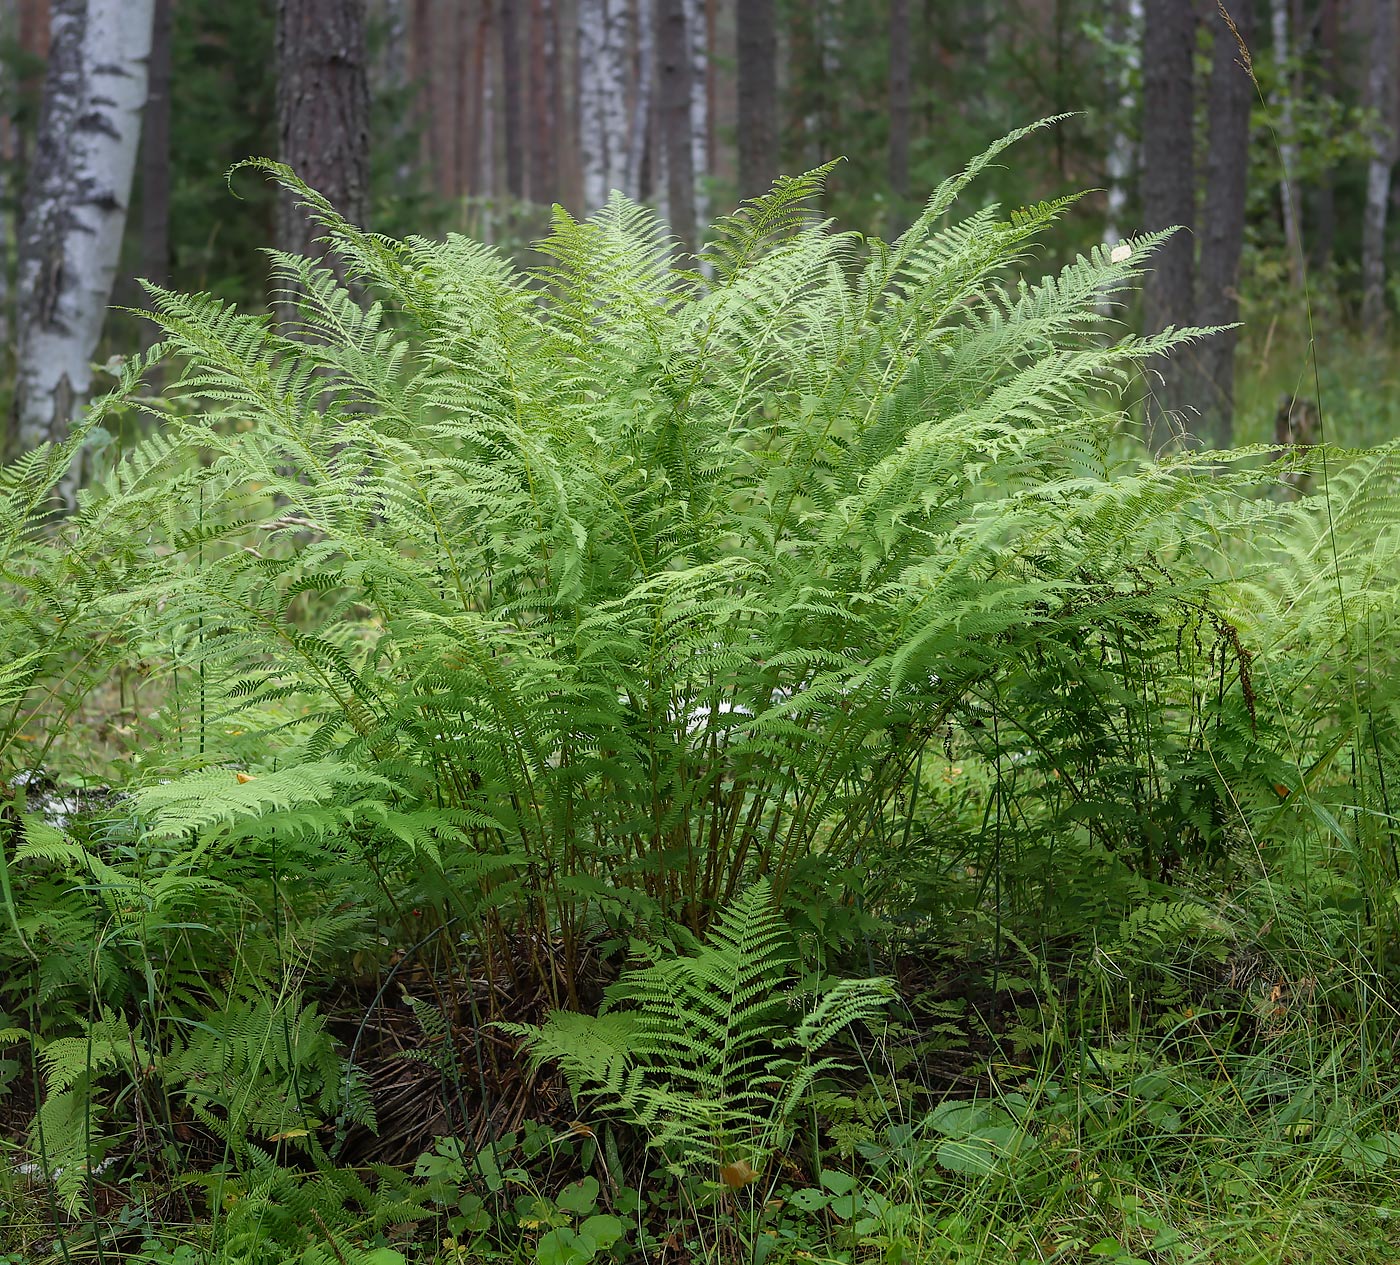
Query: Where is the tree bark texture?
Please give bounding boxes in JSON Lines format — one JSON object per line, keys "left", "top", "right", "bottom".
{"left": 529, "top": 0, "right": 559, "bottom": 203}
{"left": 1362, "top": 0, "right": 1396, "bottom": 331}
{"left": 139, "top": 0, "right": 172, "bottom": 353}
{"left": 276, "top": 0, "right": 370, "bottom": 265}
{"left": 735, "top": 0, "right": 775, "bottom": 200}
{"left": 657, "top": 0, "right": 696, "bottom": 250}
{"left": 501, "top": 0, "right": 525, "bottom": 198}
{"left": 578, "top": 0, "right": 630, "bottom": 212}
{"left": 1192, "top": 0, "right": 1254, "bottom": 449}
{"left": 684, "top": 0, "right": 708, "bottom": 231}
{"left": 1270, "top": 0, "right": 1304, "bottom": 287}
{"left": 1139, "top": 0, "right": 1196, "bottom": 450}
{"left": 12, "top": 0, "right": 154, "bottom": 469}
{"left": 0, "top": 0, "right": 15, "bottom": 353}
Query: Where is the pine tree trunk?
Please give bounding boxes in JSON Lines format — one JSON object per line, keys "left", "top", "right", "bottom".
{"left": 888, "top": 0, "right": 911, "bottom": 228}
{"left": 657, "top": 0, "right": 696, "bottom": 250}
{"left": 1193, "top": 0, "right": 1253, "bottom": 449}
{"left": 626, "top": 0, "right": 655, "bottom": 201}
{"left": 139, "top": 0, "right": 172, "bottom": 356}
{"left": 1139, "top": 0, "right": 1196, "bottom": 450}
{"left": 11, "top": 0, "right": 154, "bottom": 475}
{"left": 1362, "top": 0, "right": 1396, "bottom": 331}
{"left": 275, "top": 0, "right": 370, "bottom": 270}
{"left": 528, "top": 0, "right": 558, "bottom": 204}
{"left": 735, "top": 0, "right": 775, "bottom": 199}
{"left": 501, "top": 0, "right": 524, "bottom": 199}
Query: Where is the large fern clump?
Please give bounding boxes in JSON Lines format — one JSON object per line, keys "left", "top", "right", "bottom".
{"left": 84, "top": 119, "right": 1278, "bottom": 1002}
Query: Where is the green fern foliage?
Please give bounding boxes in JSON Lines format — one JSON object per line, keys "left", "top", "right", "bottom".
{"left": 92, "top": 121, "right": 1290, "bottom": 992}
{"left": 506, "top": 880, "right": 892, "bottom": 1178}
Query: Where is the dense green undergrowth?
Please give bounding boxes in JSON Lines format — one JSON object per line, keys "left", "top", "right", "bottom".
{"left": 1, "top": 125, "right": 1397, "bottom": 1263}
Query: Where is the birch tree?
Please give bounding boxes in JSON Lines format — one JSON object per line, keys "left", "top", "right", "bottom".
{"left": 1270, "top": 0, "right": 1304, "bottom": 287}
{"left": 578, "top": 0, "right": 629, "bottom": 212}
{"left": 11, "top": 0, "right": 155, "bottom": 468}
{"left": 1102, "top": 0, "right": 1142, "bottom": 247}
{"left": 1362, "top": 0, "right": 1396, "bottom": 331}
{"left": 684, "top": 0, "right": 708, "bottom": 231}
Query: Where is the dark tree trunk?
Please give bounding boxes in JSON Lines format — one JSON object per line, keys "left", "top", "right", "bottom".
{"left": 1139, "top": 0, "right": 1196, "bottom": 450}
{"left": 888, "top": 0, "right": 911, "bottom": 226}
{"left": 735, "top": 0, "right": 775, "bottom": 199}
{"left": 275, "top": 0, "right": 370, "bottom": 275}
{"left": 501, "top": 0, "right": 524, "bottom": 199}
{"left": 528, "top": 0, "right": 558, "bottom": 204}
{"left": 1192, "top": 0, "right": 1254, "bottom": 449}
{"left": 657, "top": 0, "right": 696, "bottom": 251}
{"left": 139, "top": 0, "right": 172, "bottom": 354}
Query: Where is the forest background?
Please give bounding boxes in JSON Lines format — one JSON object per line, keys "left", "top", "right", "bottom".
{"left": 3, "top": 2, "right": 1400, "bottom": 1265}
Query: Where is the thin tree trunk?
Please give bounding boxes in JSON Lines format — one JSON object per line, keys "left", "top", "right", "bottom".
{"left": 12, "top": 0, "right": 154, "bottom": 478}
{"left": 684, "top": 0, "right": 708, "bottom": 232}
{"left": 275, "top": 0, "right": 370, "bottom": 270}
{"left": 1309, "top": 0, "right": 1341, "bottom": 272}
{"left": 1193, "top": 0, "right": 1254, "bottom": 449}
{"left": 139, "top": 0, "right": 172, "bottom": 357}
{"left": 1139, "top": 0, "right": 1196, "bottom": 450}
{"left": 1362, "top": 0, "right": 1396, "bottom": 331}
{"left": 578, "top": 0, "right": 602, "bottom": 208}
{"left": 1103, "top": 0, "right": 1142, "bottom": 246}
{"left": 528, "top": 0, "right": 558, "bottom": 204}
{"left": 501, "top": 0, "right": 524, "bottom": 199}
{"left": 626, "top": 0, "right": 655, "bottom": 200}
{"left": 1270, "top": 0, "right": 1304, "bottom": 287}
{"left": 735, "top": 0, "right": 776, "bottom": 200}
{"left": 888, "top": 0, "right": 911, "bottom": 227}
{"left": 0, "top": 0, "right": 15, "bottom": 354}
{"left": 657, "top": 0, "right": 696, "bottom": 250}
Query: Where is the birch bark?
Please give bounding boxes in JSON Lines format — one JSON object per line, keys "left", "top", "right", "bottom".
{"left": 1362, "top": 0, "right": 1396, "bottom": 330}
{"left": 578, "top": 0, "right": 629, "bottom": 211}
{"left": 12, "top": 0, "right": 154, "bottom": 470}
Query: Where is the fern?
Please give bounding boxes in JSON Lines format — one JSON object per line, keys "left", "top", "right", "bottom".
{"left": 506, "top": 881, "right": 891, "bottom": 1178}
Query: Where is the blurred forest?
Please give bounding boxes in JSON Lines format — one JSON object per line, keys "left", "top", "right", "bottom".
{"left": 5, "top": 0, "right": 1399, "bottom": 465}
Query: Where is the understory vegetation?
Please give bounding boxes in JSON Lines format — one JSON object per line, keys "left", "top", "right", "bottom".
{"left": 1, "top": 125, "right": 1398, "bottom": 1263}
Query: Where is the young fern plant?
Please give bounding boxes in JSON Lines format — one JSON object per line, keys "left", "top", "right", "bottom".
{"left": 105, "top": 118, "right": 1272, "bottom": 1002}
{"left": 503, "top": 880, "right": 892, "bottom": 1182}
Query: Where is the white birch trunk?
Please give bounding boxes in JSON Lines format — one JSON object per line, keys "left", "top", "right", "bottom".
{"left": 0, "top": 0, "right": 14, "bottom": 353}
{"left": 12, "top": 0, "right": 154, "bottom": 471}
{"left": 1270, "top": 0, "right": 1303, "bottom": 286}
{"left": 578, "top": 0, "right": 630, "bottom": 213}
{"left": 684, "top": 0, "right": 707, "bottom": 232}
{"left": 578, "top": 0, "right": 609, "bottom": 210}
{"left": 600, "top": 0, "right": 629, "bottom": 199}
{"left": 1102, "top": 0, "right": 1142, "bottom": 246}
{"left": 1363, "top": 0, "right": 1396, "bottom": 329}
